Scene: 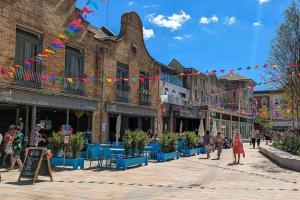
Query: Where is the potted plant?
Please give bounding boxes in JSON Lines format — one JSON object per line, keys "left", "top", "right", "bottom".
{"left": 50, "top": 133, "right": 85, "bottom": 170}
{"left": 48, "top": 132, "right": 64, "bottom": 157}
{"left": 156, "top": 132, "right": 179, "bottom": 162}
{"left": 182, "top": 131, "right": 199, "bottom": 157}
{"left": 116, "top": 130, "right": 150, "bottom": 170}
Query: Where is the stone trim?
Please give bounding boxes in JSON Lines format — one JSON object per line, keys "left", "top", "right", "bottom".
{"left": 259, "top": 145, "right": 300, "bottom": 172}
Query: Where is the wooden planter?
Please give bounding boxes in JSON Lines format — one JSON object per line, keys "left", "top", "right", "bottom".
{"left": 157, "top": 151, "right": 179, "bottom": 162}
{"left": 50, "top": 157, "right": 84, "bottom": 170}
{"left": 183, "top": 148, "right": 199, "bottom": 157}
{"left": 116, "top": 156, "right": 148, "bottom": 170}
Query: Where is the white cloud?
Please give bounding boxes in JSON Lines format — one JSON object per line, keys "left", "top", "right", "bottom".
{"left": 224, "top": 16, "right": 237, "bottom": 25}
{"left": 199, "top": 15, "right": 219, "bottom": 24}
{"left": 258, "top": 0, "right": 270, "bottom": 4}
{"left": 143, "top": 4, "right": 159, "bottom": 8}
{"left": 173, "top": 34, "right": 194, "bottom": 41}
{"left": 253, "top": 21, "right": 262, "bottom": 26}
{"left": 128, "top": 1, "right": 136, "bottom": 6}
{"left": 143, "top": 27, "right": 155, "bottom": 40}
{"left": 148, "top": 11, "right": 191, "bottom": 31}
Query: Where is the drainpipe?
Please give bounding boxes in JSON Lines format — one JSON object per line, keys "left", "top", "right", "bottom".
{"left": 99, "top": 47, "right": 107, "bottom": 143}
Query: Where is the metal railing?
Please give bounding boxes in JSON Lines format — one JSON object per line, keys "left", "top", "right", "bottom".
{"left": 140, "top": 92, "right": 151, "bottom": 106}
{"left": 116, "top": 84, "right": 130, "bottom": 102}
{"left": 63, "top": 78, "right": 86, "bottom": 95}
{"left": 13, "top": 67, "right": 42, "bottom": 88}
{"left": 160, "top": 94, "right": 192, "bottom": 107}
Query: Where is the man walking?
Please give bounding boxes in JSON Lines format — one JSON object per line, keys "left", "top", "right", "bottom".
{"left": 250, "top": 127, "right": 256, "bottom": 149}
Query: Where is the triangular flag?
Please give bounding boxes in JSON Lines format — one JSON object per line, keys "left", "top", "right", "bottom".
{"left": 123, "top": 78, "right": 129, "bottom": 81}
{"left": 246, "top": 66, "right": 251, "bottom": 70}
{"left": 131, "top": 77, "right": 138, "bottom": 82}
{"left": 24, "top": 73, "right": 31, "bottom": 80}
{"left": 44, "top": 48, "right": 56, "bottom": 54}
{"left": 68, "top": 25, "right": 81, "bottom": 33}
{"left": 50, "top": 76, "right": 56, "bottom": 82}
{"left": 82, "top": 6, "right": 93, "bottom": 14}
{"left": 106, "top": 78, "right": 113, "bottom": 83}
{"left": 87, "top": 0, "right": 98, "bottom": 9}
{"left": 81, "top": 78, "right": 88, "bottom": 84}
{"left": 64, "top": 30, "right": 76, "bottom": 37}
{"left": 263, "top": 64, "right": 268, "bottom": 68}
{"left": 66, "top": 78, "right": 73, "bottom": 84}
{"left": 58, "top": 33, "right": 69, "bottom": 41}
{"left": 8, "top": 72, "right": 14, "bottom": 78}
{"left": 41, "top": 75, "right": 48, "bottom": 81}
{"left": 230, "top": 70, "right": 234, "bottom": 74}
{"left": 237, "top": 68, "right": 242, "bottom": 70}
{"left": 255, "top": 65, "right": 260, "bottom": 69}
{"left": 220, "top": 70, "right": 225, "bottom": 73}
{"left": 57, "top": 77, "right": 64, "bottom": 84}
{"left": 139, "top": 78, "right": 145, "bottom": 83}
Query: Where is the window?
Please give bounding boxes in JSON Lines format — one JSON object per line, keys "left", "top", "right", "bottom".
{"left": 172, "top": 90, "right": 176, "bottom": 97}
{"left": 179, "top": 92, "right": 186, "bottom": 99}
{"left": 165, "top": 88, "right": 169, "bottom": 95}
{"left": 262, "top": 98, "right": 268, "bottom": 108}
{"left": 195, "top": 90, "right": 198, "bottom": 98}
{"left": 116, "top": 62, "right": 129, "bottom": 91}
{"left": 116, "top": 62, "right": 129, "bottom": 101}
{"left": 139, "top": 71, "right": 149, "bottom": 91}
{"left": 65, "top": 46, "right": 84, "bottom": 78}
{"left": 14, "top": 29, "right": 42, "bottom": 86}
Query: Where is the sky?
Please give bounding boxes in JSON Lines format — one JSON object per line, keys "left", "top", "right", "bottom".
{"left": 76, "top": 0, "right": 295, "bottom": 91}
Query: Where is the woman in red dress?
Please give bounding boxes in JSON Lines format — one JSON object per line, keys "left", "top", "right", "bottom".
{"left": 232, "top": 129, "right": 245, "bottom": 164}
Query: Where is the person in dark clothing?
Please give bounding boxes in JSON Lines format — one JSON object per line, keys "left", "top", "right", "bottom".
{"left": 203, "top": 130, "right": 211, "bottom": 159}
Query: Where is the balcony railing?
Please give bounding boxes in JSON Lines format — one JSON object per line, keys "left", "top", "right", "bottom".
{"left": 140, "top": 92, "right": 151, "bottom": 106}
{"left": 160, "top": 73, "right": 183, "bottom": 87}
{"left": 116, "top": 84, "right": 130, "bottom": 102}
{"left": 63, "top": 79, "right": 86, "bottom": 95}
{"left": 161, "top": 95, "right": 192, "bottom": 107}
{"left": 13, "top": 68, "right": 42, "bottom": 88}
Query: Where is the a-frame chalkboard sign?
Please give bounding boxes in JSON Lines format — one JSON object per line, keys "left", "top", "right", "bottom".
{"left": 18, "top": 147, "right": 53, "bottom": 184}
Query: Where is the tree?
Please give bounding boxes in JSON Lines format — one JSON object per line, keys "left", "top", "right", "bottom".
{"left": 268, "top": 0, "right": 300, "bottom": 128}
{"left": 255, "top": 108, "right": 272, "bottom": 130}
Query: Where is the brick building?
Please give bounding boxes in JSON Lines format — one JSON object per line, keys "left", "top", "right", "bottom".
{"left": 92, "top": 12, "right": 161, "bottom": 142}
{"left": 0, "top": 0, "right": 101, "bottom": 139}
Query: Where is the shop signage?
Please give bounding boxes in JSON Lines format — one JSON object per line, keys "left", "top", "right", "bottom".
{"left": 61, "top": 125, "right": 72, "bottom": 136}
{"left": 0, "top": 89, "right": 12, "bottom": 101}
{"left": 210, "top": 112, "right": 217, "bottom": 118}
{"left": 18, "top": 147, "right": 53, "bottom": 184}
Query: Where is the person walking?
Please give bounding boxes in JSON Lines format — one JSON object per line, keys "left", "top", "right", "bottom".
{"left": 2, "top": 125, "right": 16, "bottom": 168}
{"left": 250, "top": 127, "right": 256, "bottom": 149}
{"left": 215, "top": 132, "right": 224, "bottom": 159}
{"left": 232, "top": 129, "right": 245, "bottom": 164}
{"left": 203, "top": 130, "right": 211, "bottom": 159}
{"left": 256, "top": 129, "right": 261, "bottom": 148}
{"left": 29, "top": 124, "right": 45, "bottom": 147}
{"left": 11, "top": 126, "right": 24, "bottom": 170}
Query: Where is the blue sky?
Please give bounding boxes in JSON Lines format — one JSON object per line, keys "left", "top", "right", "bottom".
{"left": 76, "top": 0, "right": 294, "bottom": 90}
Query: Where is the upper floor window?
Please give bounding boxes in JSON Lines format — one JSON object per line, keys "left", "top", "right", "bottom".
{"left": 262, "top": 98, "right": 268, "bottom": 108}
{"left": 139, "top": 71, "right": 149, "bottom": 91}
{"left": 195, "top": 90, "right": 198, "bottom": 98}
{"left": 172, "top": 90, "right": 176, "bottom": 97}
{"left": 15, "top": 29, "right": 42, "bottom": 73}
{"left": 116, "top": 62, "right": 129, "bottom": 91}
{"left": 65, "top": 46, "right": 84, "bottom": 78}
{"left": 179, "top": 92, "right": 186, "bottom": 99}
{"left": 165, "top": 88, "right": 169, "bottom": 95}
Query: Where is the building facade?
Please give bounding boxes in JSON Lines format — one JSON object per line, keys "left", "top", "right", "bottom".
{"left": 0, "top": 0, "right": 99, "bottom": 139}
{"left": 254, "top": 90, "right": 296, "bottom": 130}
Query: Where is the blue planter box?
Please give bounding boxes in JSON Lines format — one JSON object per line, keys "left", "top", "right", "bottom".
{"left": 50, "top": 157, "right": 84, "bottom": 170}
{"left": 116, "top": 156, "right": 148, "bottom": 170}
{"left": 198, "top": 147, "right": 207, "bottom": 154}
{"left": 157, "top": 151, "right": 179, "bottom": 162}
{"left": 183, "top": 148, "right": 199, "bottom": 157}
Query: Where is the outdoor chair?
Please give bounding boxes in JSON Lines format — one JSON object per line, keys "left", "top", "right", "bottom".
{"left": 88, "top": 144, "right": 101, "bottom": 168}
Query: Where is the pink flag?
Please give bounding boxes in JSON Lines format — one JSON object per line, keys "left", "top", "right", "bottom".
{"left": 82, "top": 7, "right": 93, "bottom": 14}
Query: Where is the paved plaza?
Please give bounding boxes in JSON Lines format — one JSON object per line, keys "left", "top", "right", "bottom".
{"left": 0, "top": 144, "right": 299, "bottom": 200}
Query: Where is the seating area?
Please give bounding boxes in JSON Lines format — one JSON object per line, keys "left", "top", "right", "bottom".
{"left": 75, "top": 140, "right": 206, "bottom": 170}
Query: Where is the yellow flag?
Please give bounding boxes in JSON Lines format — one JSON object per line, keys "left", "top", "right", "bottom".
{"left": 59, "top": 34, "right": 69, "bottom": 41}
{"left": 66, "top": 78, "right": 73, "bottom": 84}
{"left": 8, "top": 72, "right": 14, "bottom": 78}
{"left": 44, "top": 48, "right": 56, "bottom": 54}
{"left": 106, "top": 78, "right": 113, "bottom": 83}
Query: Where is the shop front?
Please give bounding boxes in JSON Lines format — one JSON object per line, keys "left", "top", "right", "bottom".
{"left": 0, "top": 86, "right": 98, "bottom": 141}
{"left": 106, "top": 102, "right": 157, "bottom": 142}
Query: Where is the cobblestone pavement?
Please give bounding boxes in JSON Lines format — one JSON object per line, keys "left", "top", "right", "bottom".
{"left": 0, "top": 144, "right": 299, "bottom": 200}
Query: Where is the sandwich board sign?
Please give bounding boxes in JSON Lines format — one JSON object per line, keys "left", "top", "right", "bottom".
{"left": 18, "top": 147, "right": 53, "bottom": 184}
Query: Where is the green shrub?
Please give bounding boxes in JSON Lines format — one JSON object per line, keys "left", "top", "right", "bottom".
{"left": 123, "top": 130, "right": 150, "bottom": 158}
{"left": 183, "top": 131, "right": 198, "bottom": 149}
{"left": 273, "top": 133, "right": 300, "bottom": 156}
{"left": 48, "top": 132, "right": 64, "bottom": 157}
{"left": 67, "top": 133, "right": 84, "bottom": 159}
{"left": 159, "top": 132, "right": 178, "bottom": 153}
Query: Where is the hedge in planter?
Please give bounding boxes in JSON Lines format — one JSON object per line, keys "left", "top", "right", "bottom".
{"left": 50, "top": 133, "right": 85, "bottom": 170}
{"left": 157, "top": 132, "right": 179, "bottom": 162}
{"left": 182, "top": 131, "right": 199, "bottom": 157}
{"left": 116, "top": 130, "right": 150, "bottom": 170}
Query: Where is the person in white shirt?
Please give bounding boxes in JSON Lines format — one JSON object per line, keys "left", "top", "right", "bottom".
{"left": 250, "top": 128, "right": 257, "bottom": 149}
